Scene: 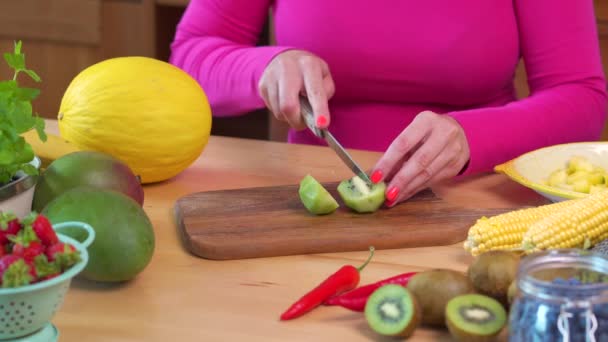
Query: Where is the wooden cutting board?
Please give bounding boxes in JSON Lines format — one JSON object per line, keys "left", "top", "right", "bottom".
{"left": 174, "top": 182, "right": 520, "bottom": 260}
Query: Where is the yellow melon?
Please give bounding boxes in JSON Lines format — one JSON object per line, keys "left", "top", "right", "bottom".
{"left": 57, "top": 57, "right": 212, "bottom": 183}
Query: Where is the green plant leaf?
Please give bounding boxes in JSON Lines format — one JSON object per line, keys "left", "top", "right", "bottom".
{"left": 4, "top": 41, "right": 25, "bottom": 78}
{"left": 14, "top": 41, "right": 22, "bottom": 55}
{"left": 20, "top": 163, "right": 37, "bottom": 176}
{"left": 9, "top": 101, "right": 35, "bottom": 133}
{"left": 34, "top": 117, "right": 46, "bottom": 141}
{"left": 3, "top": 53, "right": 24, "bottom": 72}
{"left": 15, "top": 87, "right": 39, "bottom": 101}
{"left": 0, "top": 148, "right": 14, "bottom": 166}
{"left": 23, "top": 69, "right": 41, "bottom": 82}
{"left": 0, "top": 171, "right": 12, "bottom": 184}
{"left": 0, "top": 80, "right": 17, "bottom": 92}
{"left": 15, "top": 143, "right": 33, "bottom": 164}
{"left": 0, "top": 41, "right": 44, "bottom": 182}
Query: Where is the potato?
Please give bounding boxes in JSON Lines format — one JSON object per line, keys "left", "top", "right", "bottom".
{"left": 573, "top": 179, "right": 591, "bottom": 193}
{"left": 548, "top": 169, "right": 568, "bottom": 186}
{"left": 567, "top": 170, "right": 590, "bottom": 185}
{"left": 545, "top": 156, "right": 606, "bottom": 194}
{"left": 589, "top": 172, "right": 605, "bottom": 185}
{"left": 568, "top": 156, "right": 595, "bottom": 173}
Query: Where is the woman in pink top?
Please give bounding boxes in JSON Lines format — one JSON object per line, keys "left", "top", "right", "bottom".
{"left": 170, "top": 0, "right": 607, "bottom": 206}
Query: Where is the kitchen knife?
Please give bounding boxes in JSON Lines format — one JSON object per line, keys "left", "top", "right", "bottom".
{"left": 299, "top": 96, "right": 373, "bottom": 184}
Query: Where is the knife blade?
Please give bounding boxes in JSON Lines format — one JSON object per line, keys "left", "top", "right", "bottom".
{"left": 299, "top": 96, "right": 373, "bottom": 184}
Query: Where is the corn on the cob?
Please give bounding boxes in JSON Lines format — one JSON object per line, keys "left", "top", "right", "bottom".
{"left": 463, "top": 200, "right": 576, "bottom": 256}
{"left": 522, "top": 190, "right": 608, "bottom": 253}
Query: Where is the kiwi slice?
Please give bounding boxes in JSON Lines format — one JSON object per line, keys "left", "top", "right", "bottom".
{"left": 406, "top": 269, "right": 475, "bottom": 326}
{"left": 445, "top": 294, "right": 507, "bottom": 342}
{"left": 467, "top": 251, "right": 520, "bottom": 306}
{"left": 365, "top": 284, "right": 421, "bottom": 338}
{"left": 337, "top": 175, "right": 386, "bottom": 213}
{"left": 298, "top": 174, "right": 339, "bottom": 215}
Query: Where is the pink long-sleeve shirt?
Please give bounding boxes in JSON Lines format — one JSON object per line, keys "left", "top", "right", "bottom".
{"left": 170, "top": 0, "right": 607, "bottom": 175}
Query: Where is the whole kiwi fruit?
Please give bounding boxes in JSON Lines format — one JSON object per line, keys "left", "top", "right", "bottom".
{"left": 507, "top": 280, "right": 518, "bottom": 305}
{"left": 467, "top": 250, "right": 521, "bottom": 306}
{"left": 406, "top": 269, "right": 475, "bottom": 327}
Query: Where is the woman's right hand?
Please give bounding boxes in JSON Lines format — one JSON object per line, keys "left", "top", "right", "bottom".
{"left": 258, "top": 50, "right": 335, "bottom": 130}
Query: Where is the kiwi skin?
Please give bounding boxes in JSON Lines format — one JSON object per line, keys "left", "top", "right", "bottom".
{"left": 467, "top": 251, "right": 520, "bottom": 307}
{"left": 406, "top": 269, "right": 475, "bottom": 327}
{"left": 396, "top": 291, "right": 422, "bottom": 339}
{"left": 507, "top": 280, "right": 517, "bottom": 305}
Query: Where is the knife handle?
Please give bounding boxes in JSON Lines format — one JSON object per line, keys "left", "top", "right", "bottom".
{"left": 299, "top": 96, "right": 323, "bottom": 138}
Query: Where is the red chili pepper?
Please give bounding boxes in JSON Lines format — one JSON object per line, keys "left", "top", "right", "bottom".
{"left": 323, "top": 271, "right": 418, "bottom": 312}
{"left": 279, "top": 247, "right": 375, "bottom": 321}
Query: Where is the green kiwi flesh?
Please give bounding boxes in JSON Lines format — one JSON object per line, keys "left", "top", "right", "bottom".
{"left": 298, "top": 174, "right": 339, "bottom": 215}
{"left": 445, "top": 294, "right": 507, "bottom": 342}
{"left": 467, "top": 251, "right": 520, "bottom": 306}
{"left": 337, "top": 175, "right": 386, "bottom": 213}
{"left": 364, "top": 284, "right": 421, "bottom": 338}
{"left": 406, "top": 269, "right": 475, "bottom": 327}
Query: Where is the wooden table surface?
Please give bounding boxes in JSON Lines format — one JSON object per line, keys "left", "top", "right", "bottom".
{"left": 44, "top": 120, "right": 547, "bottom": 341}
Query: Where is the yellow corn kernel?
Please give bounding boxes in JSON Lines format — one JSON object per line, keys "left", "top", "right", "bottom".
{"left": 522, "top": 190, "right": 608, "bottom": 253}
{"left": 463, "top": 200, "right": 576, "bottom": 256}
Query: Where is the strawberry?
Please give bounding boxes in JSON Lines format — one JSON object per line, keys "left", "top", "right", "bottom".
{"left": 4, "top": 219, "right": 21, "bottom": 236}
{"left": 0, "top": 212, "right": 22, "bottom": 245}
{"left": 12, "top": 241, "right": 44, "bottom": 262}
{"left": 0, "top": 255, "right": 32, "bottom": 288}
{"left": 8, "top": 225, "right": 42, "bottom": 261}
{"left": 41, "top": 273, "right": 60, "bottom": 281}
{"left": 31, "top": 214, "right": 58, "bottom": 246}
{"left": 25, "top": 260, "right": 37, "bottom": 280}
{"left": 0, "top": 255, "right": 20, "bottom": 274}
{"left": 46, "top": 243, "right": 80, "bottom": 270}
{"left": 29, "top": 255, "right": 61, "bottom": 282}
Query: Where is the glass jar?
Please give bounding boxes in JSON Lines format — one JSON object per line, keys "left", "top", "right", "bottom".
{"left": 509, "top": 249, "right": 608, "bottom": 342}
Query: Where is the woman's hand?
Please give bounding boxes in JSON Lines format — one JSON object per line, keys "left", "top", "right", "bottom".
{"left": 370, "top": 111, "right": 470, "bottom": 206}
{"left": 258, "top": 50, "right": 335, "bottom": 130}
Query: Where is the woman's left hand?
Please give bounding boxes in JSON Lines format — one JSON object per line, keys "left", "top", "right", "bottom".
{"left": 370, "top": 111, "right": 471, "bottom": 207}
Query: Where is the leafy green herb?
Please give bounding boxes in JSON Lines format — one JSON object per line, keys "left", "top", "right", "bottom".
{"left": 0, "top": 41, "right": 46, "bottom": 185}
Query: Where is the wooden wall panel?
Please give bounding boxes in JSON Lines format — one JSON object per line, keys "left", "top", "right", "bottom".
{"left": 0, "top": 0, "right": 101, "bottom": 45}
{"left": 0, "top": 0, "right": 155, "bottom": 120}
{"left": 0, "top": 0, "right": 604, "bottom": 142}
{"left": 0, "top": 40, "right": 98, "bottom": 120}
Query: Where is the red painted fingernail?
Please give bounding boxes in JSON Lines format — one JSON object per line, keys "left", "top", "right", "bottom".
{"left": 316, "top": 115, "right": 327, "bottom": 127}
{"left": 386, "top": 187, "right": 399, "bottom": 202}
{"left": 371, "top": 170, "right": 383, "bottom": 184}
{"left": 385, "top": 199, "right": 395, "bottom": 207}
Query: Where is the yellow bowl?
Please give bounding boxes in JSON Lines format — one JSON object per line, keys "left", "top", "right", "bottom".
{"left": 494, "top": 142, "right": 608, "bottom": 202}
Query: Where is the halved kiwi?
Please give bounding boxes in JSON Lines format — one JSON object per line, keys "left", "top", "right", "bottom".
{"left": 298, "top": 174, "right": 339, "bottom": 215}
{"left": 445, "top": 294, "right": 507, "bottom": 342}
{"left": 337, "top": 175, "right": 386, "bottom": 213}
{"left": 365, "top": 284, "right": 421, "bottom": 338}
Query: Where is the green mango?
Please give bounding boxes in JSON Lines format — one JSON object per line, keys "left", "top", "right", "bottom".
{"left": 42, "top": 187, "right": 155, "bottom": 283}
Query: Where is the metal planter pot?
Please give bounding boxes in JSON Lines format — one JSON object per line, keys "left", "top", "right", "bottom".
{"left": 0, "top": 157, "right": 41, "bottom": 218}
